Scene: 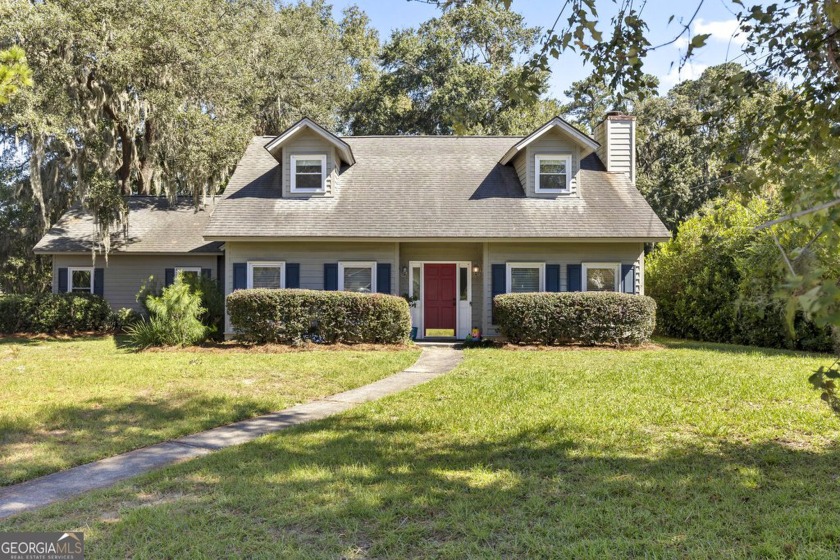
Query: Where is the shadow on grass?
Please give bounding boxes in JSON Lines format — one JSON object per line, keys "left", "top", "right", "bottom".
{"left": 37, "top": 415, "right": 840, "bottom": 558}
{"left": 0, "top": 334, "right": 113, "bottom": 347}
{"left": 657, "top": 337, "right": 836, "bottom": 358}
{"left": 0, "top": 392, "right": 273, "bottom": 486}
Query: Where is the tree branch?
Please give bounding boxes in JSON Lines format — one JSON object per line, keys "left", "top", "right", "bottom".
{"left": 756, "top": 198, "right": 840, "bottom": 230}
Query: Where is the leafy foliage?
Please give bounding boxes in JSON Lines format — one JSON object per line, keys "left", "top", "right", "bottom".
{"left": 647, "top": 196, "right": 837, "bottom": 352}
{"left": 0, "top": 46, "right": 32, "bottom": 105}
{"left": 181, "top": 273, "right": 225, "bottom": 339}
{"left": 344, "top": 0, "right": 561, "bottom": 135}
{"left": 227, "top": 289, "right": 411, "bottom": 345}
{"left": 0, "top": 293, "right": 111, "bottom": 333}
{"left": 494, "top": 292, "right": 656, "bottom": 346}
{"left": 128, "top": 274, "right": 208, "bottom": 347}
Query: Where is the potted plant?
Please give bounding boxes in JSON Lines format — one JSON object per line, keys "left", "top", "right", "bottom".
{"left": 402, "top": 293, "right": 420, "bottom": 340}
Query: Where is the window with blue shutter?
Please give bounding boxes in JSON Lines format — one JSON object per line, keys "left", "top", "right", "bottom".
{"left": 286, "top": 264, "right": 300, "bottom": 289}
{"left": 566, "top": 264, "right": 582, "bottom": 292}
{"left": 324, "top": 263, "right": 338, "bottom": 291}
{"left": 621, "top": 264, "right": 635, "bottom": 294}
{"left": 93, "top": 268, "right": 104, "bottom": 296}
{"left": 57, "top": 268, "right": 68, "bottom": 293}
{"left": 491, "top": 264, "right": 505, "bottom": 324}
{"left": 164, "top": 268, "right": 175, "bottom": 287}
{"left": 546, "top": 265, "right": 561, "bottom": 292}
{"left": 376, "top": 263, "right": 392, "bottom": 294}
{"left": 232, "top": 263, "right": 247, "bottom": 290}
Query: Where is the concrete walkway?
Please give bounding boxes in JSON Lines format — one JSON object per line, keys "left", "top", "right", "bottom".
{"left": 0, "top": 346, "right": 463, "bottom": 520}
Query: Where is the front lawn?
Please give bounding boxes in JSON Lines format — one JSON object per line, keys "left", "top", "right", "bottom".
{"left": 3, "top": 340, "right": 840, "bottom": 558}
{"left": 0, "top": 336, "right": 419, "bottom": 485}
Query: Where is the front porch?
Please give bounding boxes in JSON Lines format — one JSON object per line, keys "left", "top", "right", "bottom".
{"left": 398, "top": 242, "right": 485, "bottom": 341}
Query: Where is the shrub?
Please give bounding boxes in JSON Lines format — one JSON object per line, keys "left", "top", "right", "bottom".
{"left": 647, "top": 196, "right": 837, "bottom": 352}
{"left": 127, "top": 275, "right": 208, "bottom": 347}
{"left": 182, "top": 273, "right": 225, "bottom": 338}
{"left": 227, "top": 289, "right": 411, "bottom": 344}
{"left": 111, "top": 307, "right": 142, "bottom": 332}
{"left": 0, "top": 293, "right": 112, "bottom": 334}
{"left": 494, "top": 292, "right": 657, "bottom": 346}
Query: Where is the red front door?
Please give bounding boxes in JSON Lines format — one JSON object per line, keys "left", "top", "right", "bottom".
{"left": 424, "top": 264, "right": 457, "bottom": 337}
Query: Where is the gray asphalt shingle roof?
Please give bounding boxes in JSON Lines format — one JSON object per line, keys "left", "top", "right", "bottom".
{"left": 34, "top": 197, "right": 223, "bottom": 254}
{"left": 203, "top": 135, "right": 670, "bottom": 240}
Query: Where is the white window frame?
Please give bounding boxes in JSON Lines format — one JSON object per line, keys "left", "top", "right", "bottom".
{"left": 68, "top": 267, "right": 94, "bottom": 294}
{"left": 174, "top": 267, "right": 202, "bottom": 279}
{"left": 582, "top": 262, "right": 621, "bottom": 292}
{"left": 535, "top": 154, "right": 572, "bottom": 193}
{"left": 247, "top": 261, "right": 286, "bottom": 289}
{"left": 290, "top": 154, "right": 327, "bottom": 193}
{"left": 505, "top": 262, "right": 545, "bottom": 293}
{"left": 338, "top": 261, "right": 377, "bottom": 293}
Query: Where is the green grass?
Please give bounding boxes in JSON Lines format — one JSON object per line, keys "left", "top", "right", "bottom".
{"left": 0, "top": 336, "right": 419, "bottom": 485}
{"left": 3, "top": 340, "right": 840, "bottom": 559}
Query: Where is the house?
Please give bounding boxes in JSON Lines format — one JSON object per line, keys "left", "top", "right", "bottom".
{"left": 34, "top": 114, "right": 670, "bottom": 339}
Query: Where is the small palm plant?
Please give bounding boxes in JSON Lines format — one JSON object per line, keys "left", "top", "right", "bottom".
{"left": 127, "top": 273, "right": 208, "bottom": 347}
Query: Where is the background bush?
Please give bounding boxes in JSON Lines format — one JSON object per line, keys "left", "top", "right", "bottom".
{"left": 647, "top": 196, "right": 836, "bottom": 352}
{"left": 0, "top": 293, "right": 112, "bottom": 334}
{"left": 494, "top": 292, "right": 657, "bottom": 346}
{"left": 227, "top": 289, "right": 411, "bottom": 344}
{"left": 127, "top": 274, "right": 208, "bottom": 347}
{"left": 182, "top": 274, "right": 225, "bottom": 338}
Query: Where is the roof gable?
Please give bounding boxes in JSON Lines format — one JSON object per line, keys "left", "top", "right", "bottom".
{"left": 264, "top": 117, "right": 355, "bottom": 166}
{"left": 499, "top": 117, "right": 599, "bottom": 165}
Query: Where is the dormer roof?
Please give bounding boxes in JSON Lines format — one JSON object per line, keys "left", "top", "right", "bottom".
{"left": 499, "top": 117, "right": 599, "bottom": 165}
{"left": 264, "top": 117, "right": 355, "bottom": 166}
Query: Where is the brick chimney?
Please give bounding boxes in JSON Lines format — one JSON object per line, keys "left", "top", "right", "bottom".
{"left": 593, "top": 111, "right": 636, "bottom": 183}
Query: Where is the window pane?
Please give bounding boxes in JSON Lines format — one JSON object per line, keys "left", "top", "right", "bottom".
{"left": 539, "top": 173, "right": 567, "bottom": 190}
{"left": 295, "top": 173, "right": 322, "bottom": 190}
{"left": 586, "top": 267, "right": 617, "bottom": 292}
{"left": 412, "top": 266, "right": 421, "bottom": 300}
{"left": 252, "top": 266, "right": 282, "bottom": 289}
{"left": 295, "top": 159, "right": 323, "bottom": 174}
{"left": 459, "top": 267, "right": 468, "bottom": 301}
{"left": 344, "top": 267, "right": 372, "bottom": 292}
{"left": 72, "top": 270, "right": 91, "bottom": 292}
{"left": 539, "top": 159, "right": 566, "bottom": 174}
{"left": 510, "top": 267, "right": 540, "bottom": 293}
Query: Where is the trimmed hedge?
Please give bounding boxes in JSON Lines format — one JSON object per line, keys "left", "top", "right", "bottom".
{"left": 227, "top": 289, "right": 411, "bottom": 344}
{"left": 0, "top": 293, "right": 113, "bottom": 334}
{"left": 494, "top": 292, "right": 656, "bottom": 346}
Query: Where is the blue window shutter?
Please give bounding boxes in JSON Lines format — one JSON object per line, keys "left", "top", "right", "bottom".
{"left": 232, "top": 263, "right": 247, "bottom": 290}
{"left": 376, "top": 263, "right": 391, "bottom": 294}
{"left": 201, "top": 268, "right": 212, "bottom": 279}
{"left": 324, "top": 263, "right": 338, "bottom": 291}
{"left": 164, "top": 268, "right": 175, "bottom": 287}
{"left": 286, "top": 263, "right": 300, "bottom": 288}
{"left": 491, "top": 264, "right": 506, "bottom": 324}
{"left": 567, "top": 264, "right": 582, "bottom": 292}
{"left": 57, "top": 268, "right": 68, "bottom": 293}
{"left": 93, "top": 268, "right": 105, "bottom": 296}
{"left": 546, "top": 265, "right": 561, "bottom": 292}
{"left": 621, "top": 264, "right": 635, "bottom": 294}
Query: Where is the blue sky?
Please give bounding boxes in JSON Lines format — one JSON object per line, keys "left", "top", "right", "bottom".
{"left": 329, "top": 0, "right": 755, "bottom": 99}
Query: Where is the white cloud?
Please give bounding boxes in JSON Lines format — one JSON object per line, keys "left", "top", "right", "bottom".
{"left": 694, "top": 18, "right": 747, "bottom": 47}
{"left": 660, "top": 61, "right": 710, "bottom": 87}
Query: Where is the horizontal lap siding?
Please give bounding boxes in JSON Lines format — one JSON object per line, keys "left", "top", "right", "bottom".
{"left": 483, "top": 242, "right": 644, "bottom": 335}
{"left": 399, "top": 242, "right": 484, "bottom": 331}
{"left": 521, "top": 128, "right": 581, "bottom": 198}
{"left": 224, "top": 241, "right": 398, "bottom": 332}
{"left": 282, "top": 129, "right": 338, "bottom": 198}
{"left": 51, "top": 254, "right": 219, "bottom": 311}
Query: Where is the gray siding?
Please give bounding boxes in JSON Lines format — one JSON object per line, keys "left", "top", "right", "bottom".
{"left": 224, "top": 241, "right": 398, "bottom": 332}
{"left": 398, "top": 242, "right": 484, "bottom": 331}
{"left": 52, "top": 254, "right": 219, "bottom": 311}
{"left": 482, "top": 242, "right": 645, "bottom": 335}
{"left": 281, "top": 128, "right": 339, "bottom": 198}
{"left": 515, "top": 128, "right": 581, "bottom": 198}
{"left": 594, "top": 117, "right": 636, "bottom": 182}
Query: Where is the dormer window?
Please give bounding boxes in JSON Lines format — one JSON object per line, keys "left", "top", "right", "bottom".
{"left": 535, "top": 154, "right": 571, "bottom": 193}
{"left": 290, "top": 154, "right": 327, "bottom": 193}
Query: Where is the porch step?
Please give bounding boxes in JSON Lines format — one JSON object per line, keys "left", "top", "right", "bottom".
{"left": 414, "top": 340, "right": 464, "bottom": 349}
